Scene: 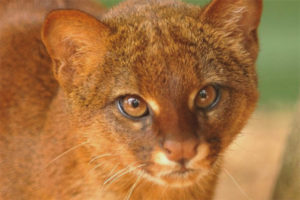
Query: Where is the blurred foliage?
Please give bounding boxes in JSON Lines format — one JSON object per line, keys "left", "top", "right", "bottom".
{"left": 97, "top": 0, "right": 300, "bottom": 107}
{"left": 257, "top": 1, "right": 299, "bottom": 108}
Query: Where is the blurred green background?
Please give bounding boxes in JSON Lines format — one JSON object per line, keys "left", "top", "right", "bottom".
{"left": 97, "top": 0, "right": 300, "bottom": 108}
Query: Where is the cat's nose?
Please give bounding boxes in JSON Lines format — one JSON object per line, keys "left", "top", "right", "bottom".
{"left": 163, "top": 139, "right": 198, "bottom": 163}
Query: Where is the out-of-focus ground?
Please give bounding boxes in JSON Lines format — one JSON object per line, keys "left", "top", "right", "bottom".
{"left": 214, "top": 108, "right": 295, "bottom": 200}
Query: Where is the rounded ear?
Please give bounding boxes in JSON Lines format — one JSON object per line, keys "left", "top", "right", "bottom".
{"left": 41, "top": 10, "right": 109, "bottom": 92}
{"left": 201, "top": 0, "right": 262, "bottom": 59}
{"left": 201, "top": 0, "right": 262, "bottom": 34}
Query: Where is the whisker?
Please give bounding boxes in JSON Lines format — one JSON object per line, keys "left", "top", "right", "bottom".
{"left": 102, "top": 164, "right": 146, "bottom": 191}
{"left": 223, "top": 168, "right": 253, "bottom": 200}
{"left": 89, "top": 153, "right": 113, "bottom": 165}
{"left": 124, "top": 174, "right": 142, "bottom": 200}
{"left": 87, "top": 162, "right": 105, "bottom": 175}
{"left": 85, "top": 162, "right": 118, "bottom": 181}
{"left": 107, "top": 164, "right": 120, "bottom": 177}
{"left": 107, "top": 164, "right": 146, "bottom": 185}
{"left": 45, "top": 141, "right": 88, "bottom": 168}
{"left": 103, "top": 166, "right": 131, "bottom": 185}
{"left": 195, "top": 180, "right": 206, "bottom": 193}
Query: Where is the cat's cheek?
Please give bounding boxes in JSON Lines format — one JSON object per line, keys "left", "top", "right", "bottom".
{"left": 187, "top": 141, "right": 210, "bottom": 167}
{"left": 99, "top": 107, "right": 157, "bottom": 164}
{"left": 194, "top": 88, "right": 230, "bottom": 125}
{"left": 195, "top": 89, "right": 251, "bottom": 145}
{"left": 220, "top": 92, "right": 258, "bottom": 148}
{"left": 84, "top": 123, "right": 140, "bottom": 171}
{"left": 74, "top": 111, "right": 132, "bottom": 160}
{"left": 186, "top": 139, "right": 221, "bottom": 172}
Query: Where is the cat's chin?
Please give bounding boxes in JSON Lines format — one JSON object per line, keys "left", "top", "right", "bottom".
{"left": 136, "top": 168, "right": 207, "bottom": 188}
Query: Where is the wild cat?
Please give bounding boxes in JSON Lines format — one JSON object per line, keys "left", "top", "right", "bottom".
{"left": 0, "top": 0, "right": 262, "bottom": 199}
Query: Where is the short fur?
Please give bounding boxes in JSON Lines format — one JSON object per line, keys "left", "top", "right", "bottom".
{"left": 0, "top": 0, "right": 262, "bottom": 199}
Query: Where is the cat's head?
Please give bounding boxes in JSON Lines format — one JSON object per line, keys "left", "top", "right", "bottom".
{"left": 42, "top": 0, "right": 262, "bottom": 187}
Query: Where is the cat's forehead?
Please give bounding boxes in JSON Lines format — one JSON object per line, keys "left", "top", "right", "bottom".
{"left": 104, "top": 0, "right": 201, "bottom": 22}
{"left": 105, "top": 0, "right": 203, "bottom": 52}
{"left": 105, "top": 3, "right": 204, "bottom": 89}
{"left": 102, "top": 0, "right": 255, "bottom": 97}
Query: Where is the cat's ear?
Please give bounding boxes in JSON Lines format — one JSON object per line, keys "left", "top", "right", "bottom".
{"left": 42, "top": 10, "right": 109, "bottom": 93}
{"left": 201, "top": 0, "right": 262, "bottom": 57}
{"left": 201, "top": 0, "right": 262, "bottom": 34}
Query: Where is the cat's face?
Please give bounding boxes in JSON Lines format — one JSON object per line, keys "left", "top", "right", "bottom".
{"left": 42, "top": 0, "right": 261, "bottom": 187}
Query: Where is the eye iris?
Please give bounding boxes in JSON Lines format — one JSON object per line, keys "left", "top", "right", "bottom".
{"left": 119, "top": 95, "right": 149, "bottom": 119}
{"left": 195, "top": 85, "right": 219, "bottom": 110}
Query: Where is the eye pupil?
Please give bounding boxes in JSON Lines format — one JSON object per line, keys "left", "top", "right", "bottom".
{"left": 129, "top": 98, "right": 140, "bottom": 108}
{"left": 199, "top": 90, "right": 207, "bottom": 99}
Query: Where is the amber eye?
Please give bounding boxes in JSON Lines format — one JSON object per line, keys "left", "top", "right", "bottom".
{"left": 195, "top": 85, "right": 220, "bottom": 110}
{"left": 118, "top": 95, "right": 149, "bottom": 119}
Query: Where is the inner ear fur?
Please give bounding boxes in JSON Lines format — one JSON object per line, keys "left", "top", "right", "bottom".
{"left": 202, "top": 0, "right": 262, "bottom": 34}
{"left": 201, "top": 0, "right": 263, "bottom": 58}
{"left": 41, "top": 10, "right": 109, "bottom": 92}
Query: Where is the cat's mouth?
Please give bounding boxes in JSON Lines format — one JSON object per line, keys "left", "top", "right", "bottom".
{"left": 166, "top": 168, "right": 194, "bottom": 176}
{"left": 139, "top": 165, "right": 206, "bottom": 187}
{"left": 159, "top": 168, "right": 203, "bottom": 185}
{"left": 157, "top": 166, "right": 195, "bottom": 177}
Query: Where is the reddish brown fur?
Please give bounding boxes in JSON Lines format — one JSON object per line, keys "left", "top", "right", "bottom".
{"left": 0, "top": 0, "right": 262, "bottom": 199}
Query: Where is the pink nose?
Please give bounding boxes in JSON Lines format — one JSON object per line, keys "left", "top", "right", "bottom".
{"left": 163, "top": 139, "right": 198, "bottom": 163}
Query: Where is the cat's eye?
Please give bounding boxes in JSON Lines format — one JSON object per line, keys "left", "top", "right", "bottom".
{"left": 195, "top": 85, "right": 220, "bottom": 110}
{"left": 118, "top": 95, "right": 149, "bottom": 119}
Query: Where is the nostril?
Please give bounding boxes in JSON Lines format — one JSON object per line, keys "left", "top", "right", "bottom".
{"left": 163, "top": 139, "right": 199, "bottom": 162}
{"left": 163, "top": 140, "right": 182, "bottom": 162}
{"left": 165, "top": 147, "right": 172, "bottom": 154}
